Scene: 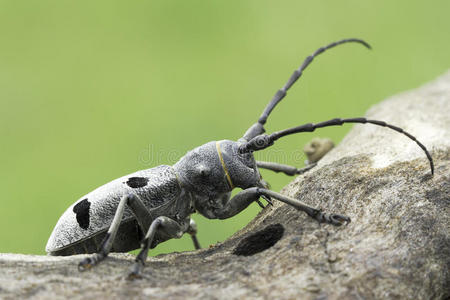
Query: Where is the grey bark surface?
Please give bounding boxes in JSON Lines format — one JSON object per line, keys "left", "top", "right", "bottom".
{"left": 1, "top": 72, "right": 449, "bottom": 300}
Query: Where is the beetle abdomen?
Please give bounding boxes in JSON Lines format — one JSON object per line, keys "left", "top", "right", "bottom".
{"left": 46, "top": 165, "right": 181, "bottom": 254}
{"left": 48, "top": 218, "right": 142, "bottom": 256}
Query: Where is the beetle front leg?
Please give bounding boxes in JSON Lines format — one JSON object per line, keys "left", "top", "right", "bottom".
{"left": 213, "top": 189, "right": 262, "bottom": 219}
{"left": 256, "top": 161, "right": 317, "bottom": 176}
{"left": 128, "top": 216, "right": 184, "bottom": 279}
{"left": 217, "top": 187, "right": 350, "bottom": 225}
{"left": 256, "top": 188, "right": 350, "bottom": 226}
{"left": 186, "top": 219, "right": 201, "bottom": 250}
{"left": 78, "top": 193, "right": 152, "bottom": 271}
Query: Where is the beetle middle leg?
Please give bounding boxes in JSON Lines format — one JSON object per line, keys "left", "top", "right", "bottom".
{"left": 128, "top": 216, "right": 185, "bottom": 279}
{"left": 78, "top": 193, "right": 152, "bottom": 271}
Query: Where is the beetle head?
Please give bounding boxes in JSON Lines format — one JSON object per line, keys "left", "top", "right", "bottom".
{"left": 173, "top": 140, "right": 260, "bottom": 198}
{"left": 218, "top": 140, "right": 260, "bottom": 189}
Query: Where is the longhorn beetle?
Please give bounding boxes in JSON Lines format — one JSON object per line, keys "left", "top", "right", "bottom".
{"left": 46, "top": 38, "right": 434, "bottom": 278}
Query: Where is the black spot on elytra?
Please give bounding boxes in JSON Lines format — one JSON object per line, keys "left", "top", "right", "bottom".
{"left": 73, "top": 198, "right": 91, "bottom": 230}
{"left": 233, "top": 223, "right": 284, "bottom": 256}
{"left": 126, "top": 177, "right": 149, "bottom": 188}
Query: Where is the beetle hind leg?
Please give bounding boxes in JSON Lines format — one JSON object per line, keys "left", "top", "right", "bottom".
{"left": 78, "top": 193, "right": 153, "bottom": 271}
{"left": 128, "top": 216, "right": 185, "bottom": 279}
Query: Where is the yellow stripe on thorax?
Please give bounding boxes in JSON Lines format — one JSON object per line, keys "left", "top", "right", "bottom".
{"left": 215, "top": 141, "right": 234, "bottom": 189}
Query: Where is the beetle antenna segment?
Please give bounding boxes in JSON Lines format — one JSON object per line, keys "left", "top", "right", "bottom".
{"left": 258, "top": 38, "right": 371, "bottom": 126}
{"left": 240, "top": 117, "right": 434, "bottom": 175}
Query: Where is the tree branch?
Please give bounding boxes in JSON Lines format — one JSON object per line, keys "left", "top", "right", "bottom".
{"left": 1, "top": 72, "right": 449, "bottom": 299}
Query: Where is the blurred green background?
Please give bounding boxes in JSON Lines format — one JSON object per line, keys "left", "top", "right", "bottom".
{"left": 0, "top": 1, "right": 449, "bottom": 256}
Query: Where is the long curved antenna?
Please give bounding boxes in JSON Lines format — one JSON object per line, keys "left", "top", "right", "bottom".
{"left": 242, "top": 38, "right": 371, "bottom": 141}
{"left": 239, "top": 117, "right": 434, "bottom": 175}
{"left": 258, "top": 39, "right": 371, "bottom": 125}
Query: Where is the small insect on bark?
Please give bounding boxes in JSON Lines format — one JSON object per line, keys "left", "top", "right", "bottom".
{"left": 46, "top": 38, "right": 434, "bottom": 279}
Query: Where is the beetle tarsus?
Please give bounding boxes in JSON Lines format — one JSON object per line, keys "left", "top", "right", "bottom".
{"left": 78, "top": 255, "right": 101, "bottom": 272}
{"left": 127, "top": 261, "right": 145, "bottom": 280}
{"left": 78, "top": 260, "right": 92, "bottom": 272}
{"left": 313, "top": 209, "right": 351, "bottom": 226}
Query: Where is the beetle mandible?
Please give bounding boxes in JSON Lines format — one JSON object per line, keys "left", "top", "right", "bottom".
{"left": 46, "top": 38, "right": 434, "bottom": 278}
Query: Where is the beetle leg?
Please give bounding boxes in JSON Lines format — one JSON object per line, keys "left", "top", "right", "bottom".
{"left": 255, "top": 188, "right": 351, "bottom": 226}
{"left": 215, "top": 187, "right": 349, "bottom": 225}
{"left": 256, "top": 158, "right": 321, "bottom": 207}
{"left": 256, "top": 161, "right": 317, "bottom": 176}
{"left": 258, "top": 179, "right": 273, "bottom": 207}
{"left": 186, "top": 218, "right": 201, "bottom": 250}
{"left": 128, "top": 216, "right": 184, "bottom": 279}
{"left": 255, "top": 199, "right": 266, "bottom": 208}
{"left": 78, "top": 193, "right": 152, "bottom": 271}
{"left": 212, "top": 188, "right": 262, "bottom": 219}
{"left": 127, "top": 193, "right": 154, "bottom": 232}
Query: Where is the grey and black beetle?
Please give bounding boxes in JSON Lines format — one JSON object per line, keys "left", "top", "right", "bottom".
{"left": 46, "top": 38, "right": 434, "bottom": 278}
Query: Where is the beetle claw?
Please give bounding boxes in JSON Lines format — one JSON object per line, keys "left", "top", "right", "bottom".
{"left": 262, "top": 195, "right": 273, "bottom": 206}
{"left": 313, "top": 209, "right": 351, "bottom": 226}
{"left": 78, "top": 257, "right": 94, "bottom": 272}
{"left": 329, "top": 214, "right": 351, "bottom": 226}
{"left": 255, "top": 199, "right": 265, "bottom": 209}
{"left": 127, "top": 271, "right": 143, "bottom": 281}
{"left": 127, "top": 261, "right": 145, "bottom": 280}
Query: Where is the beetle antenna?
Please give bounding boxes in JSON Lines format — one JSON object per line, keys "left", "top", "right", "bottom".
{"left": 258, "top": 39, "right": 371, "bottom": 125}
{"left": 240, "top": 117, "right": 434, "bottom": 175}
{"left": 242, "top": 38, "right": 371, "bottom": 141}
